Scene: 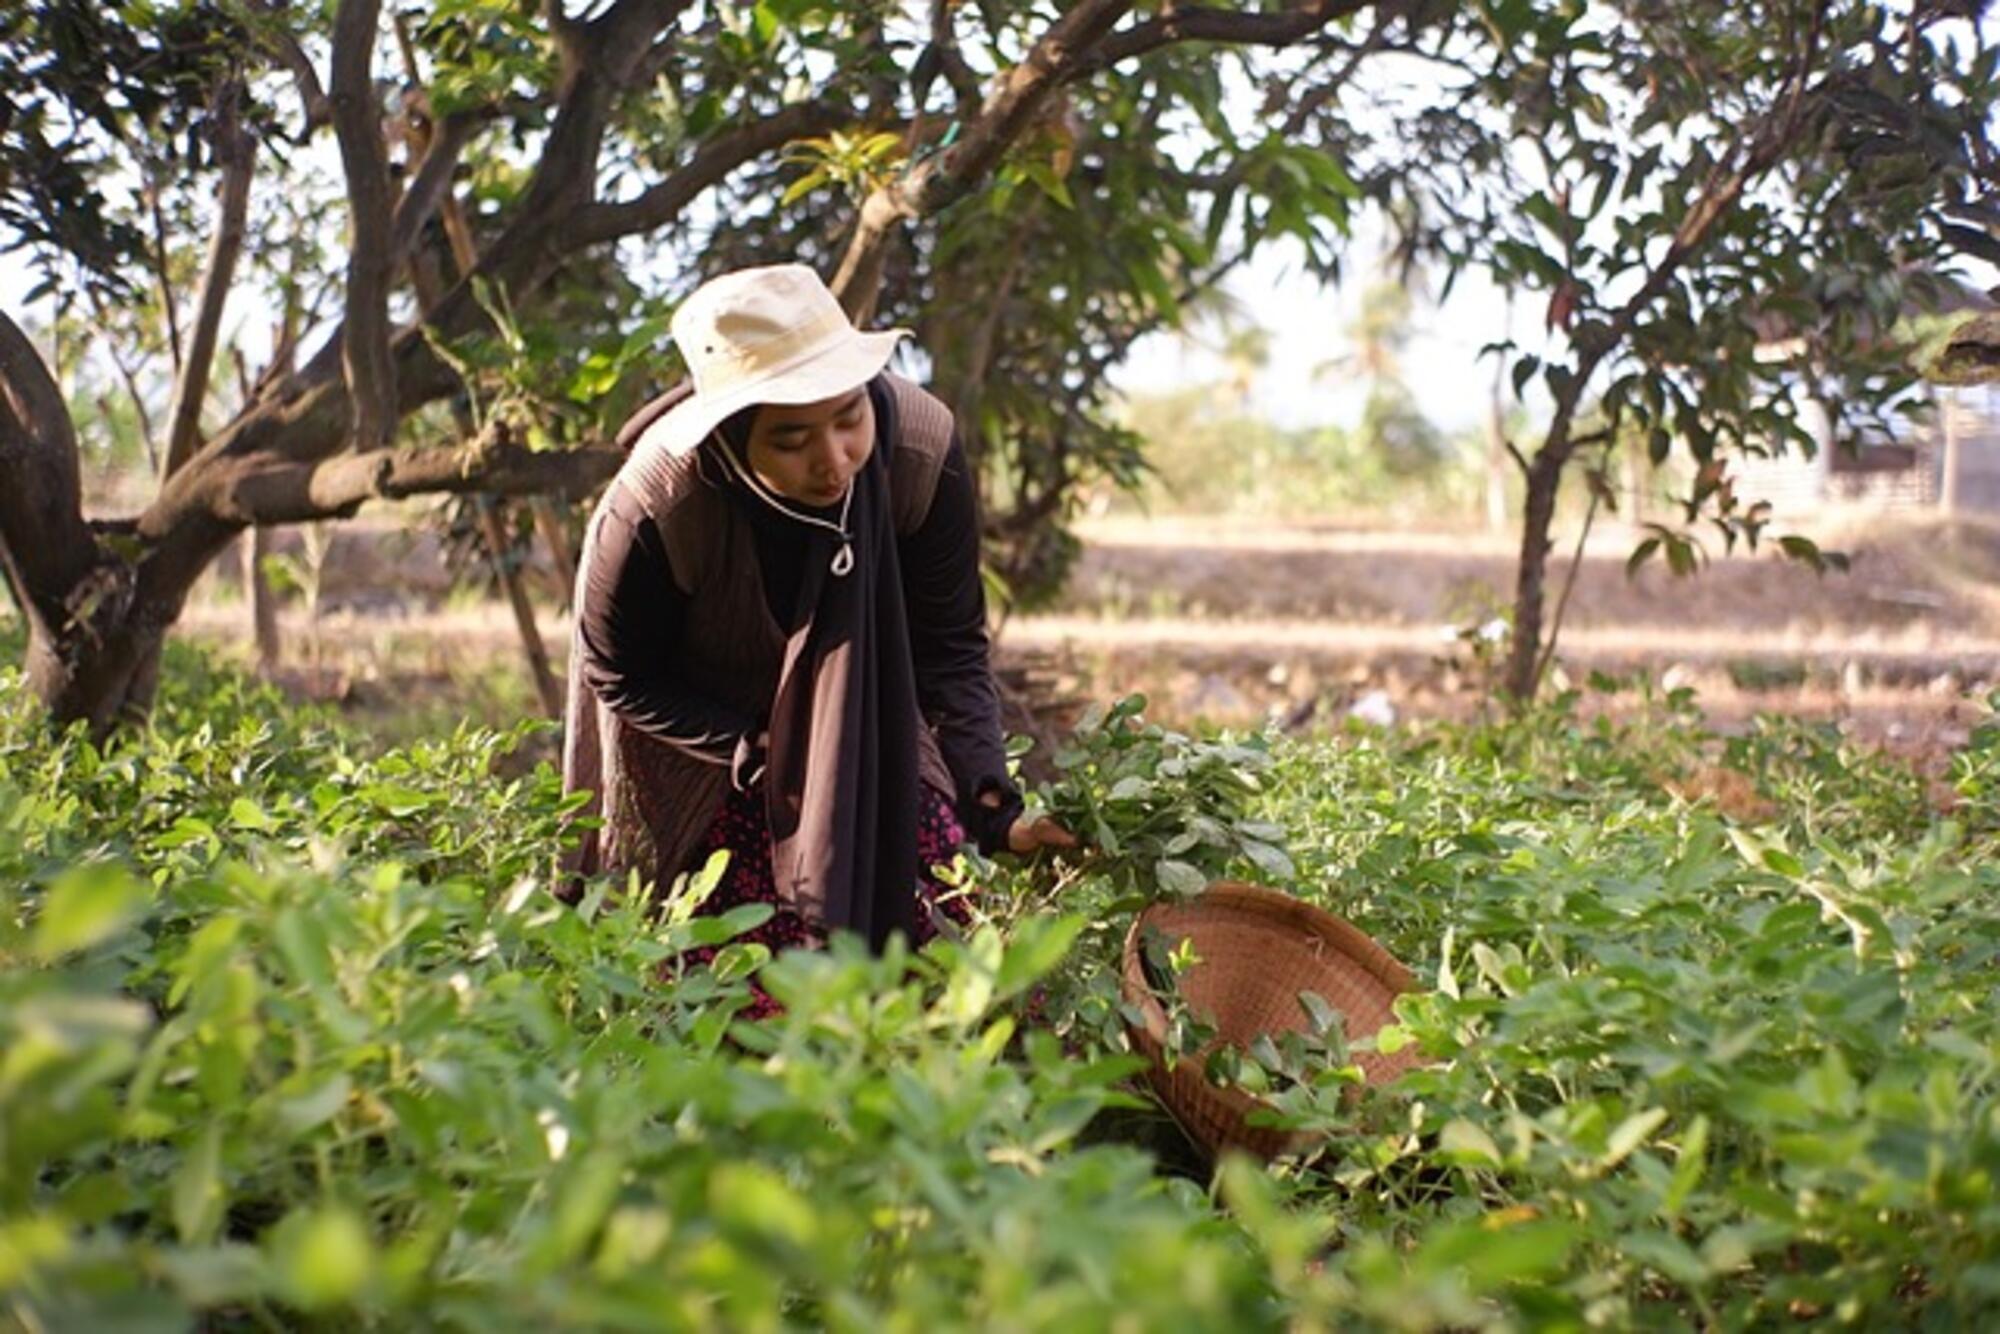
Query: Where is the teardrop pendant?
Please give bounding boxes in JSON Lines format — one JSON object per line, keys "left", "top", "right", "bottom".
{"left": 830, "top": 543, "right": 855, "bottom": 577}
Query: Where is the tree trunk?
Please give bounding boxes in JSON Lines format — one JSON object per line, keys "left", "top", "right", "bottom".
{"left": 31, "top": 587, "right": 189, "bottom": 737}
{"left": 1623, "top": 432, "right": 1647, "bottom": 523}
{"left": 1504, "top": 448, "right": 1566, "bottom": 701}
{"left": 476, "top": 498, "right": 563, "bottom": 716}
{"left": 1485, "top": 357, "right": 1510, "bottom": 533}
{"left": 244, "top": 526, "right": 281, "bottom": 674}
{"left": 531, "top": 497, "right": 578, "bottom": 607}
{"left": 1940, "top": 386, "right": 1962, "bottom": 516}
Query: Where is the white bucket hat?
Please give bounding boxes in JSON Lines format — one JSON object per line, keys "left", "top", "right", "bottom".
{"left": 633, "top": 263, "right": 910, "bottom": 458}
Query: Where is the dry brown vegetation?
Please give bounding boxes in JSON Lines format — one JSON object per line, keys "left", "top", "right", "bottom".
{"left": 85, "top": 507, "right": 1993, "bottom": 779}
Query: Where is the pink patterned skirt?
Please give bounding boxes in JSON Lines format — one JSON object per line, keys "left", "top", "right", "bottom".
{"left": 670, "top": 784, "right": 972, "bottom": 1018}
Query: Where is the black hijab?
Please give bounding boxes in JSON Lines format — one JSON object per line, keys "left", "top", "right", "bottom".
{"left": 705, "top": 379, "right": 923, "bottom": 950}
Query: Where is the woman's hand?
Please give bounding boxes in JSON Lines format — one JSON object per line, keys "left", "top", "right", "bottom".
{"left": 978, "top": 787, "right": 1077, "bottom": 856}
{"left": 1007, "top": 813, "right": 1078, "bottom": 856}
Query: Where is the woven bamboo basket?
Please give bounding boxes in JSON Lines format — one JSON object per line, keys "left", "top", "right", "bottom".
{"left": 1120, "top": 881, "right": 1422, "bottom": 1161}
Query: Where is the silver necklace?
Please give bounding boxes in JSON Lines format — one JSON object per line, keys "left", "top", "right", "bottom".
{"left": 710, "top": 432, "right": 857, "bottom": 577}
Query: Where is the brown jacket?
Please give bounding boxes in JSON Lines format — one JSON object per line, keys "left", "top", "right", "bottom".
{"left": 562, "top": 374, "right": 964, "bottom": 895}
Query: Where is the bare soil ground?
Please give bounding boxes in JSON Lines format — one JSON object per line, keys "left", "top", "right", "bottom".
{"left": 155, "top": 508, "right": 2000, "bottom": 766}
{"left": 1008, "top": 510, "right": 2000, "bottom": 763}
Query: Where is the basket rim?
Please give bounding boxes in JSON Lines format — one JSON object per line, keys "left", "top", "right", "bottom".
{"left": 1118, "top": 880, "right": 1416, "bottom": 1139}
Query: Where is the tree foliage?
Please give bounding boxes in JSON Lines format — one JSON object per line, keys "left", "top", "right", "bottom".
{"left": 2, "top": 0, "right": 1994, "bottom": 726}
{"left": 0, "top": 0, "right": 1386, "bottom": 729}
{"left": 1308, "top": 0, "right": 1999, "bottom": 696}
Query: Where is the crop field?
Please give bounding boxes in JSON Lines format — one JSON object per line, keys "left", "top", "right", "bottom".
{"left": 7, "top": 0, "right": 1997, "bottom": 1326}
{"left": 6, "top": 630, "right": 1998, "bottom": 1331}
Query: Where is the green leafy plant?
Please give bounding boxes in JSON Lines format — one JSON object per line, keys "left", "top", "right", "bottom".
{"left": 1031, "top": 693, "right": 1297, "bottom": 899}
{"left": 6, "top": 632, "right": 2000, "bottom": 1329}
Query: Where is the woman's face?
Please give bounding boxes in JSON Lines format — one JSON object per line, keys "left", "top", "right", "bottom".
{"left": 745, "top": 388, "right": 875, "bottom": 505}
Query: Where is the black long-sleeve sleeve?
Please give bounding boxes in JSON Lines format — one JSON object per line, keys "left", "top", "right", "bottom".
{"left": 577, "top": 487, "right": 760, "bottom": 776}
{"left": 901, "top": 438, "right": 1022, "bottom": 853}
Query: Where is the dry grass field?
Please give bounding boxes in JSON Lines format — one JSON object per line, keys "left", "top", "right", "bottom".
{"left": 123, "top": 507, "right": 2000, "bottom": 777}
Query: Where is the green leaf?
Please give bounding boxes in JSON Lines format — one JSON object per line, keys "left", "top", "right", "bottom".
{"left": 276, "top": 1075, "right": 352, "bottom": 1136}
{"left": 780, "top": 167, "right": 830, "bottom": 207}
{"left": 359, "top": 783, "right": 437, "bottom": 816}
{"left": 157, "top": 1243, "right": 266, "bottom": 1307}
{"left": 941, "top": 925, "right": 1005, "bottom": 1025}
{"left": 1298, "top": 990, "right": 1342, "bottom": 1037}
{"left": 1238, "top": 838, "right": 1295, "bottom": 881}
{"left": 1760, "top": 847, "right": 1805, "bottom": 878}
{"left": 270, "top": 1205, "right": 375, "bottom": 1312}
{"left": 1438, "top": 1118, "right": 1503, "bottom": 1167}
{"left": 1664, "top": 1114, "right": 1710, "bottom": 1217}
{"left": 33, "top": 863, "right": 150, "bottom": 960}
{"left": 1511, "top": 355, "right": 1540, "bottom": 399}
{"left": 1154, "top": 859, "right": 1208, "bottom": 897}
{"left": 996, "top": 915, "right": 1085, "bottom": 1001}
{"left": 1600, "top": 1107, "right": 1668, "bottom": 1171}
{"left": 172, "top": 1122, "right": 225, "bottom": 1244}
{"left": 1625, "top": 537, "right": 1660, "bottom": 576}
{"left": 1620, "top": 1227, "right": 1709, "bottom": 1287}
{"left": 1022, "top": 160, "right": 1074, "bottom": 209}
{"left": 273, "top": 907, "right": 335, "bottom": 993}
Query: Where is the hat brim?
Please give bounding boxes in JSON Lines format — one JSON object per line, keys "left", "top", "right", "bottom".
{"left": 633, "top": 327, "right": 909, "bottom": 459}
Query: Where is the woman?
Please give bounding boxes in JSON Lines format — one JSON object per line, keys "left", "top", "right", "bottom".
{"left": 562, "top": 264, "right": 1071, "bottom": 981}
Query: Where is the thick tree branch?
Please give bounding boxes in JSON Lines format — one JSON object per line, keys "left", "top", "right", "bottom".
{"left": 389, "top": 108, "right": 478, "bottom": 260}
{"left": 569, "top": 0, "right": 697, "bottom": 104}
{"left": 220, "top": 431, "right": 622, "bottom": 525}
{"left": 1081, "top": 0, "right": 1371, "bottom": 72}
{"left": 910, "top": 0, "right": 1135, "bottom": 213}
{"left": 571, "top": 101, "right": 848, "bottom": 245}
{"left": 331, "top": 0, "right": 399, "bottom": 454}
{"left": 543, "top": 0, "right": 588, "bottom": 56}
{"left": 831, "top": 0, "right": 1137, "bottom": 314}
{"left": 163, "top": 84, "right": 256, "bottom": 477}
{"left": 923, "top": 0, "right": 984, "bottom": 115}
{"left": 0, "top": 311, "right": 100, "bottom": 636}
{"left": 145, "top": 0, "right": 697, "bottom": 536}
{"left": 249, "top": 3, "right": 334, "bottom": 137}
{"left": 831, "top": 0, "right": 1376, "bottom": 317}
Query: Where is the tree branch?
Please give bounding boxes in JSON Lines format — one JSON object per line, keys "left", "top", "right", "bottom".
{"left": 1601, "top": 4, "right": 1828, "bottom": 355}
{"left": 163, "top": 83, "right": 256, "bottom": 477}
{"left": 248, "top": 2, "right": 334, "bottom": 138}
{"left": 330, "top": 0, "right": 399, "bottom": 453}
{"left": 909, "top": 0, "right": 1135, "bottom": 213}
{"left": 925, "top": 0, "right": 984, "bottom": 115}
{"left": 146, "top": 0, "right": 696, "bottom": 526}
{"left": 220, "top": 430, "right": 623, "bottom": 525}
{"left": 389, "top": 108, "right": 478, "bottom": 261}
{"left": 831, "top": 0, "right": 1375, "bottom": 316}
{"left": 831, "top": 0, "right": 1137, "bottom": 313}
{"left": 1078, "top": 0, "right": 1373, "bottom": 75}
{"left": 584, "top": 0, "right": 697, "bottom": 90}
{"left": 571, "top": 101, "right": 848, "bottom": 246}
{"left": 82, "top": 284, "right": 162, "bottom": 473}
